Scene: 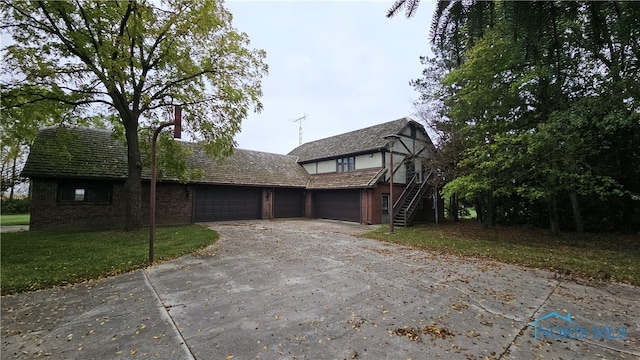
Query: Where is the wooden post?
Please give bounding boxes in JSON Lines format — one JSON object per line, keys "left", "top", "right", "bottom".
{"left": 149, "top": 106, "right": 182, "bottom": 263}
{"left": 383, "top": 134, "right": 400, "bottom": 234}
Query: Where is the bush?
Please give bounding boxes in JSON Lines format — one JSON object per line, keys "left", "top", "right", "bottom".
{"left": 1, "top": 198, "right": 30, "bottom": 215}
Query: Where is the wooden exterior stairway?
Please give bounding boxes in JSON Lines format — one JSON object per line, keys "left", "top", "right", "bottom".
{"left": 391, "top": 171, "right": 433, "bottom": 227}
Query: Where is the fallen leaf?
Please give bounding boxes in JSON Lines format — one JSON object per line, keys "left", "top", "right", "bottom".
{"left": 464, "top": 330, "right": 480, "bottom": 338}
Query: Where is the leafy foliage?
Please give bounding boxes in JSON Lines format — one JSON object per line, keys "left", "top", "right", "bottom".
{"left": 1, "top": 0, "right": 268, "bottom": 230}
{"left": 412, "top": 1, "right": 640, "bottom": 233}
{"left": 0, "top": 198, "right": 30, "bottom": 215}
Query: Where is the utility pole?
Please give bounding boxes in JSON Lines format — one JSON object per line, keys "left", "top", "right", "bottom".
{"left": 291, "top": 113, "right": 308, "bottom": 145}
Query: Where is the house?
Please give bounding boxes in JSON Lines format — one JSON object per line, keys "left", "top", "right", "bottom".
{"left": 288, "top": 118, "right": 441, "bottom": 225}
{"left": 22, "top": 118, "right": 443, "bottom": 231}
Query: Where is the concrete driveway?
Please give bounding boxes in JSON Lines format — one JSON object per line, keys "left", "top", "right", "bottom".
{"left": 2, "top": 219, "right": 638, "bottom": 359}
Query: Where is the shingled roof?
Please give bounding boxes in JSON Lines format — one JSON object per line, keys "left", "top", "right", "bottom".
{"left": 189, "top": 146, "right": 308, "bottom": 187}
{"left": 22, "top": 126, "right": 309, "bottom": 187}
{"left": 22, "top": 126, "right": 129, "bottom": 180}
{"left": 288, "top": 118, "right": 412, "bottom": 163}
{"left": 306, "top": 168, "right": 386, "bottom": 189}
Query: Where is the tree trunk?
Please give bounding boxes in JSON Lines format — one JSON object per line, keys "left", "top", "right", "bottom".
{"left": 449, "top": 194, "right": 459, "bottom": 222}
{"left": 9, "top": 155, "right": 17, "bottom": 200}
{"left": 474, "top": 196, "right": 483, "bottom": 224}
{"left": 548, "top": 194, "right": 560, "bottom": 236}
{"left": 487, "top": 190, "right": 495, "bottom": 227}
{"left": 123, "top": 118, "right": 143, "bottom": 231}
{"left": 478, "top": 192, "right": 493, "bottom": 229}
{"left": 568, "top": 190, "right": 584, "bottom": 234}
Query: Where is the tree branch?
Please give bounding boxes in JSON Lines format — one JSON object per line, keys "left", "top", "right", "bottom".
{"left": 143, "top": 69, "right": 217, "bottom": 107}
{"left": 8, "top": 93, "right": 113, "bottom": 108}
{"left": 35, "top": 1, "right": 110, "bottom": 86}
{"left": 75, "top": 0, "right": 102, "bottom": 69}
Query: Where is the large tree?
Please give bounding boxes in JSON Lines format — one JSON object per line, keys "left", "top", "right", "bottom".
{"left": 402, "top": 1, "right": 640, "bottom": 232}
{"left": 1, "top": 0, "right": 268, "bottom": 230}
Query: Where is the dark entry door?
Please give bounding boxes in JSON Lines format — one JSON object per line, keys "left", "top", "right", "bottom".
{"left": 313, "top": 190, "right": 360, "bottom": 223}
{"left": 405, "top": 160, "right": 416, "bottom": 184}
{"left": 274, "top": 188, "right": 304, "bottom": 218}
{"left": 194, "top": 185, "right": 261, "bottom": 222}
{"left": 381, "top": 193, "right": 390, "bottom": 224}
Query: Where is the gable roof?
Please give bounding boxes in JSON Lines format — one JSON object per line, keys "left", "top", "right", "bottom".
{"left": 22, "top": 126, "right": 309, "bottom": 187}
{"left": 22, "top": 126, "right": 129, "bottom": 180}
{"left": 288, "top": 117, "right": 417, "bottom": 163}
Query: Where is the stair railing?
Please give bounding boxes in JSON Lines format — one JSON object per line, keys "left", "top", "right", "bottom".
{"left": 402, "top": 180, "right": 430, "bottom": 226}
{"left": 391, "top": 173, "right": 417, "bottom": 220}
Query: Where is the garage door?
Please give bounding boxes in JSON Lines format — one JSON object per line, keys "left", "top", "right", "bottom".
{"left": 274, "top": 188, "right": 305, "bottom": 218}
{"left": 313, "top": 190, "right": 361, "bottom": 222}
{"left": 194, "top": 186, "right": 261, "bottom": 222}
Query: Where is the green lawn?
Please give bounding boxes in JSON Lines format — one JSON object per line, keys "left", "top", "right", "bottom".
{"left": 0, "top": 214, "right": 30, "bottom": 226}
{"left": 1, "top": 225, "right": 218, "bottom": 294}
{"left": 364, "top": 220, "right": 640, "bottom": 286}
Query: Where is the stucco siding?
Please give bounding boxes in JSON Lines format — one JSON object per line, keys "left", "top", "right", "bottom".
{"left": 302, "top": 163, "right": 316, "bottom": 175}
{"left": 386, "top": 152, "right": 407, "bottom": 183}
{"left": 316, "top": 159, "right": 336, "bottom": 174}
{"left": 355, "top": 152, "right": 382, "bottom": 170}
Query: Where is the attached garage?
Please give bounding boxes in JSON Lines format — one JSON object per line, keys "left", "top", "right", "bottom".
{"left": 273, "top": 188, "right": 305, "bottom": 218}
{"left": 194, "top": 185, "right": 261, "bottom": 222}
{"left": 313, "top": 190, "right": 361, "bottom": 223}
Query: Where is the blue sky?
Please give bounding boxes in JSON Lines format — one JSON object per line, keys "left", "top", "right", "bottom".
{"left": 225, "top": 0, "right": 436, "bottom": 154}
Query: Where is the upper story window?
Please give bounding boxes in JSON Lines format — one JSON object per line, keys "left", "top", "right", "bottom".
{"left": 58, "top": 182, "right": 112, "bottom": 203}
{"left": 336, "top": 156, "right": 355, "bottom": 172}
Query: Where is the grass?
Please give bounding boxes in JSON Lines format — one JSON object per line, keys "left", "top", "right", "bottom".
{"left": 0, "top": 214, "right": 30, "bottom": 226}
{"left": 1, "top": 225, "right": 218, "bottom": 294}
{"left": 364, "top": 220, "right": 640, "bottom": 286}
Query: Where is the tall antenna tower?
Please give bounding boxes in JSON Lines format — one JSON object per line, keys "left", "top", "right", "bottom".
{"left": 291, "top": 113, "right": 309, "bottom": 145}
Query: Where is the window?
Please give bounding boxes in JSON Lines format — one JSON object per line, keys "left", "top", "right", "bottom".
{"left": 58, "top": 182, "right": 112, "bottom": 203}
{"left": 336, "top": 156, "right": 355, "bottom": 172}
{"left": 74, "top": 189, "right": 85, "bottom": 201}
{"left": 382, "top": 194, "right": 389, "bottom": 215}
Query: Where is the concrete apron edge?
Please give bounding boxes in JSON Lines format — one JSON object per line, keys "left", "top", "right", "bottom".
{"left": 142, "top": 269, "right": 195, "bottom": 360}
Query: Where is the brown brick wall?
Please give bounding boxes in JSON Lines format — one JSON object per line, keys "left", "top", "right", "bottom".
{"left": 360, "top": 189, "right": 370, "bottom": 224}
{"left": 375, "top": 184, "right": 405, "bottom": 225}
{"left": 30, "top": 178, "right": 193, "bottom": 231}
{"left": 29, "top": 178, "right": 126, "bottom": 231}
{"left": 261, "top": 188, "right": 273, "bottom": 219}
{"left": 304, "top": 191, "right": 313, "bottom": 218}
{"left": 141, "top": 182, "right": 193, "bottom": 226}
{"left": 369, "top": 186, "right": 384, "bottom": 225}
{"left": 29, "top": 177, "right": 442, "bottom": 231}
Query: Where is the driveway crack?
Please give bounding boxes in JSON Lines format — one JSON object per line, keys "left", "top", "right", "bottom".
{"left": 143, "top": 269, "right": 196, "bottom": 360}
{"left": 434, "top": 282, "right": 523, "bottom": 322}
{"left": 497, "top": 278, "right": 561, "bottom": 359}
